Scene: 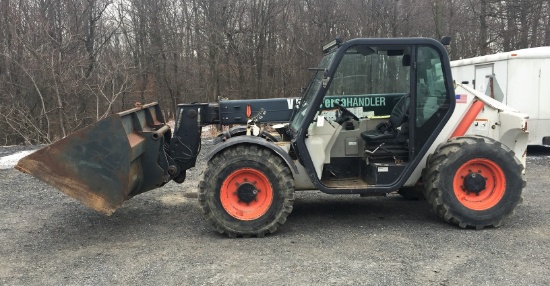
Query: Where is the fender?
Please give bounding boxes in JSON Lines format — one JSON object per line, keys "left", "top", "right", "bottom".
{"left": 213, "top": 125, "right": 279, "bottom": 144}
{"left": 205, "top": 136, "right": 299, "bottom": 174}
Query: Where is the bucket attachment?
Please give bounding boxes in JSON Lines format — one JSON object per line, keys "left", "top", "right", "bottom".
{"left": 16, "top": 103, "right": 174, "bottom": 215}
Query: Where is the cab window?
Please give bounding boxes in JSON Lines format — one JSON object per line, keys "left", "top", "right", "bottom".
{"left": 416, "top": 46, "right": 449, "bottom": 127}
{"left": 414, "top": 45, "right": 451, "bottom": 151}
{"left": 323, "top": 46, "right": 411, "bottom": 118}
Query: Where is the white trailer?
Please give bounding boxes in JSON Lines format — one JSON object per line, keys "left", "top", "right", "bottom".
{"left": 451, "top": 47, "right": 550, "bottom": 146}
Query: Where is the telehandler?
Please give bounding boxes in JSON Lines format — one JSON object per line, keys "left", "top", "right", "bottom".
{"left": 17, "top": 37, "right": 529, "bottom": 237}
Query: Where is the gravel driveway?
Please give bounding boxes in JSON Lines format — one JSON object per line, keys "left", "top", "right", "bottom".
{"left": 1, "top": 143, "right": 549, "bottom": 285}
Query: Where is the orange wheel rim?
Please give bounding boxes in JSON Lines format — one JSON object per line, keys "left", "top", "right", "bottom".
{"left": 453, "top": 158, "right": 506, "bottom": 211}
{"left": 220, "top": 168, "right": 273, "bottom": 220}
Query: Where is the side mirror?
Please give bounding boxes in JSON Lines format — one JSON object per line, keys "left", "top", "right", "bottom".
{"left": 440, "top": 36, "right": 452, "bottom": 46}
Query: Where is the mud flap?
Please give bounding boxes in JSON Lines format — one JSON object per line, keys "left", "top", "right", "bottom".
{"left": 16, "top": 103, "right": 172, "bottom": 215}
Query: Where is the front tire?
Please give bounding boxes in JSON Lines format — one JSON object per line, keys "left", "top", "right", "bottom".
{"left": 199, "top": 145, "right": 294, "bottom": 237}
{"left": 424, "top": 136, "right": 525, "bottom": 229}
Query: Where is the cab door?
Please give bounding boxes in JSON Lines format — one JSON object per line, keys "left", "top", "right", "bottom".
{"left": 413, "top": 46, "right": 453, "bottom": 156}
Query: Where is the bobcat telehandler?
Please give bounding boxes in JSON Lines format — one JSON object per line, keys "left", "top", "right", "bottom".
{"left": 16, "top": 37, "right": 529, "bottom": 237}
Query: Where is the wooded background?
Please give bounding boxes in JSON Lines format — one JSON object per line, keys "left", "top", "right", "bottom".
{"left": 1, "top": 0, "right": 548, "bottom": 145}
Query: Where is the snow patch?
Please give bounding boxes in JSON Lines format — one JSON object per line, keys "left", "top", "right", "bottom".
{"left": 0, "top": 150, "right": 36, "bottom": 170}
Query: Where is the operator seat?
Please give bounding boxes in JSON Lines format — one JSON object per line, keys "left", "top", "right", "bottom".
{"left": 360, "top": 94, "right": 410, "bottom": 145}
{"left": 360, "top": 94, "right": 410, "bottom": 161}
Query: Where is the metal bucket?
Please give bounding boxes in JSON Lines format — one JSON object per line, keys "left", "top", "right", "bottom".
{"left": 16, "top": 103, "right": 171, "bottom": 215}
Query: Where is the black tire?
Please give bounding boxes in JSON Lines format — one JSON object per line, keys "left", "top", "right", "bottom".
{"left": 423, "top": 135, "right": 525, "bottom": 229}
{"left": 198, "top": 144, "right": 295, "bottom": 237}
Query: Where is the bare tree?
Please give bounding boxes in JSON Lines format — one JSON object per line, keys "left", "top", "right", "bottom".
{"left": 3, "top": 0, "right": 550, "bottom": 145}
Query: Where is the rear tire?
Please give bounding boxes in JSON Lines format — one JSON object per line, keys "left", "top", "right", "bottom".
{"left": 199, "top": 145, "right": 294, "bottom": 237}
{"left": 424, "top": 136, "right": 525, "bottom": 229}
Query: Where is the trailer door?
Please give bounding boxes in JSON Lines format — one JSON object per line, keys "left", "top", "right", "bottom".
{"left": 475, "top": 64, "right": 494, "bottom": 97}
{"left": 539, "top": 67, "right": 550, "bottom": 120}
{"left": 538, "top": 66, "right": 550, "bottom": 145}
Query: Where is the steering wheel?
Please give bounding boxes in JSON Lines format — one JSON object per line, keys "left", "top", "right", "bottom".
{"left": 333, "top": 101, "right": 359, "bottom": 124}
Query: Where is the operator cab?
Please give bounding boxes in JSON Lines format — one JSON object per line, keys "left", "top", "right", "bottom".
{"left": 290, "top": 38, "right": 454, "bottom": 193}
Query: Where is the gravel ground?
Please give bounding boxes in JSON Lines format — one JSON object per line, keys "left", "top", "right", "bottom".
{"left": 1, "top": 143, "right": 549, "bottom": 285}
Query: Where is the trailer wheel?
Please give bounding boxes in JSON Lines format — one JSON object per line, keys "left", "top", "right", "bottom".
{"left": 397, "top": 187, "right": 424, "bottom": 200}
{"left": 199, "top": 144, "right": 294, "bottom": 237}
{"left": 423, "top": 136, "right": 525, "bottom": 229}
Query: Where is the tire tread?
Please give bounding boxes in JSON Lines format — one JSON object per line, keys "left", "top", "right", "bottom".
{"left": 198, "top": 144, "right": 295, "bottom": 237}
{"left": 423, "top": 135, "right": 524, "bottom": 229}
